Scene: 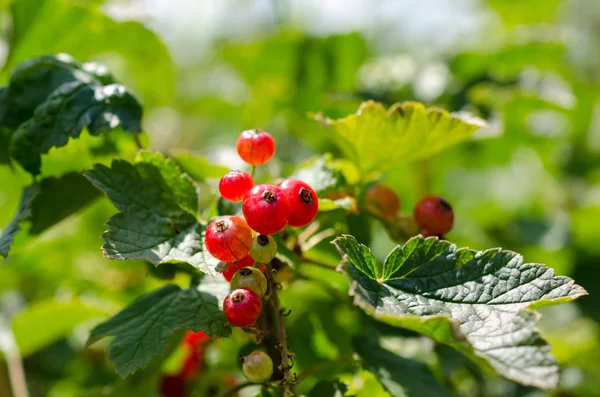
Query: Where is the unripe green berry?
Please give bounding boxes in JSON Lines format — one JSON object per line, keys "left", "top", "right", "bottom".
{"left": 250, "top": 234, "right": 277, "bottom": 263}
{"left": 242, "top": 351, "right": 273, "bottom": 383}
{"left": 230, "top": 267, "right": 267, "bottom": 296}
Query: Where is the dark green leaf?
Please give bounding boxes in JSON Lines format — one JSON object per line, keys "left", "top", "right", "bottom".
{"left": 29, "top": 172, "right": 101, "bottom": 234}
{"left": 85, "top": 153, "right": 220, "bottom": 275}
{"left": 87, "top": 281, "right": 231, "bottom": 377}
{"left": 11, "top": 80, "right": 142, "bottom": 175}
{"left": 334, "top": 235, "right": 587, "bottom": 389}
{"left": 312, "top": 101, "right": 485, "bottom": 175}
{"left": 353, "top": 336, "right": 450, "bottom": 397}
{"left": 0, "top": 185, "right": 38, "bottom": 258}
{"left": 0, "top": 54, "right": 92, "bottom": 129}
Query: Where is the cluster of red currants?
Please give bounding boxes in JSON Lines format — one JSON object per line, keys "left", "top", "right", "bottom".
{"left": 203, "top": 129, "right": 319, "bottom": 384}
{"left": 365, "top": 184, "right": 455, "bottom": 237}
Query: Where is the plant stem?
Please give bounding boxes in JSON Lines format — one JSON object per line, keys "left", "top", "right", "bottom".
{"left": 264, "top": 263, "right": 294, "bottom": 396}
{"left": 251, "top": 165, "right": 257, "bottom": 179}
{"left": 220, "top": 381, "right": 255, "bottom": 397}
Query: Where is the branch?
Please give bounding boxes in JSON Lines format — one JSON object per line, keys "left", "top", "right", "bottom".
{"left": 264, "top": 264, "right": 295, "bottom": 396}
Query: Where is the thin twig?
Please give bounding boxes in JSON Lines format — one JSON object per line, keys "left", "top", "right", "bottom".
{"left": 265, "top": 264, "right": 294, "bottom": 396}
{"left": 0, "top": 318, "right": 28, "bottom": 397}
{"left": 220, "top": 381, "right": 255, "bottom": 397}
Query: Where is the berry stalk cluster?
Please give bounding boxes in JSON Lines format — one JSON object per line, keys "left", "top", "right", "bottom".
{"left": 204, "top": 129, "right": 319, "bottom": 395}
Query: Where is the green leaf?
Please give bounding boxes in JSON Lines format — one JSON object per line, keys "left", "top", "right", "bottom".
{"left": 12, "top": 301, "right": 106, "bottom": 356}
{"left": 353, "top": 336, "right": 450, "bottom": 397}
{"left": 312, "top": 101, "right": 485, "bottom": 175}
{"left": 0, "top": 185, "right": 38, "bottom": 258}
{"left": 292, "top": 154, "right": 349, "bottom": 195}
{"left": 307, "top": 380, "right": 349, "bottom": 397}
{"left": 11, "top": 79, "right": 142, "bottom": 175}
{"left": 334, "top": 235, "right": 587, "bottom": 389}
{"left": 87, "top": 281, "right": 231, "bottom": 377}
{"left": 171, "top": 150, "right": 229, "bottom": 182}
{"left": 29, "top": 172, "right": 102, "bottom": 234}
{"left": 4, "top": 0, "right": 174, "bottom": 107}
{"left": 84, "top": 153, "right": 220, "bottom": 275}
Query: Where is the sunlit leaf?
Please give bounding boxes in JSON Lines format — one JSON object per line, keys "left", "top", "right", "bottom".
{"left": 335, "top": 235, "right": 587, "bottom": 389}
{"left": 312, "top": 101, "right": 485, "bottom": 175}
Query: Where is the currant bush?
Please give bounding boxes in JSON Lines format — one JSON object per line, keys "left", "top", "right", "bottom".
{"left": 204, "top": 216, "right": 252, "bottom": 262}
{"left": 223, "top": 288, "right": 262, "bottom": 327}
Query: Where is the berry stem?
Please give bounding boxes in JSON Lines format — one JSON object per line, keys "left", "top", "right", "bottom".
{"left": 264, "top": 263, "right": 294, "bottom": 396}
{"left": 251, "top": 165, "right": 257, "bottom": 179}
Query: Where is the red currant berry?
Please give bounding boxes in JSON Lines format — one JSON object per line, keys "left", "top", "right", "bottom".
{"left": 365, "top": 184, "right": 400, "bottom": 221}
{"left": 242, "top": 351, "right": 274, "bottom": 383}
{"left": 231, "top": 267, "right": 268, "bottom": 296}
{"left": 278, "top": 179, "right": 318, "bottom": 227}
{"left": 223, "top": 288, "right": 262, "bottom": 328}
{"left": 250, "top": 234, "right": 277, "bottom": 263}
{"left": 413, "top": 195, "right": 454, "bottom": 237}
{"left": 242, "top": 184, "right": 290, "bottom": 235}
{"left": 236, "top": 129, "right": 276, "bottom": 165}
{"left": 204, "top": 216, "right": 252, "bottom": 262}
{"left": 219, "top": 170, "right": 254, "bottom": 202}
{"left": 222, "top": 254, "right": 255, "bottom": 282}
{"left": 184, "top": 330, "right": 209, "bottom": 347}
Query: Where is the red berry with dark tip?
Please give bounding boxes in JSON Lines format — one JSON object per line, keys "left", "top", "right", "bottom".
{"left": 413, "top": 195, "right": 454, "bottom": 237}
{"left": 204, "top": 216, "right": 252, "bottom": 262}
{"left": 219, "top": 171, "right": 254, "bottom": 202}
{"left": 242, "top": 184, "right": 290, "bottom": 235}
{"left": 278, "top": 179, "right": 318, "bottom": 227}
{"left": 222, "top": 255, "right": 265, "bottom": 282}
{"left": 236, "top": 129, "right": 276, "bottom": 166}
{"left": 223, "top": 288, "right": 262, "bottom": 327}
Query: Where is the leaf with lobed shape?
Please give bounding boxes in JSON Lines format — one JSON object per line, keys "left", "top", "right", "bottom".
{"left": 312, "top": 101, "right": 486, "bottom": 175}
{"left": 334, "top": 234, "right": 587, "bottom": 389}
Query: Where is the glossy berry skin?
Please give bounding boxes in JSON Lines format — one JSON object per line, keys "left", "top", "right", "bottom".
{"left": 219, "top": 171, "right": 254, "bottom": 202}
{"left": 242, "top": 351, "right": 274, "bottom": 383}
{"left": 236, "top": 129, "right": 276, "bottom": 166}
{"left": 250, "top": 234, "right": 277, "bottom": 263}
{"left": 242, "top": 184, "right": 290, "bottom": 235}
{"left": 278, "top": 179, "right": 318, "bottom": 227}
{"left": 184, "top": 330, "right": 209, "bottom": 347}
{"left": 223, "top": 288, "right": 262, "bottom": 327}
{"left": 222, "top": 254, "right": 255, "bottom": 282}
{"left": 231, "top": 267, "right": 268, "bottom": 296}
{"left": 365, "top": 184, "right": 400, "bottom": 221}
{"left": 413, "top": 195, "right": 454, "bottom": 237}
{"left": 204, "top": 216, "right": 252, "bottom": 262}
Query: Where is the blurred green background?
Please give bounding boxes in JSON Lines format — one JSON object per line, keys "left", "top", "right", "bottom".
{"left": 1, "top": 0, "right": 599, "bottom": 396}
